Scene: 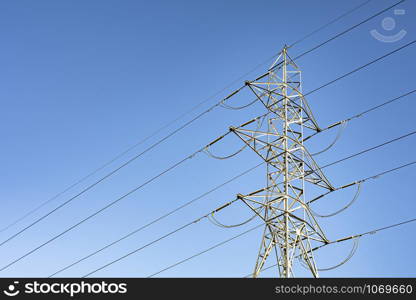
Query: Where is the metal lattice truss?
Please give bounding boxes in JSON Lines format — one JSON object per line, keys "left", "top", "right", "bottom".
{"left": 230, "top": 47, "right": 335, "bottom": 278}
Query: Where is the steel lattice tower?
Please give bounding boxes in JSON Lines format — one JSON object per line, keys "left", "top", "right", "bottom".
{"left": 230, "top": 46, "right": 335, "bottom": 277}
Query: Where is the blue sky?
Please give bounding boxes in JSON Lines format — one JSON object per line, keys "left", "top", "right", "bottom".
{"left": 0, "top": 0, "right": 415, "bottom": 277}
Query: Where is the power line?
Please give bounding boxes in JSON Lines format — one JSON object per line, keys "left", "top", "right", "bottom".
{"left": 0, "top": 65, "right": 250, "bottom": 235}
{"left": 82, "top": 198, "right": 243, "bottom": 278}
{"left": 356, "top": 217, "right": 416, "bottom": 237}
{"left": 345, "top": 89, "right": 416, "bottom": 122}
{"left": 48, "top": 162, "right": 264, "bottom": 277}
{"left": 307, "top": 160, "right": 416, "bottom": 208}
{"left": 151, "top": 215, "right": 416, "bottom": 278}
{"left": 251, "top": 40, "right": 415, "bottom": 104}
{"left": 147, "top": 223, "right": 260, "bottom": 278}
{"left": 289, "top": 0, "right": 374, "bottom": 47}
{"left": 291, "top": 0, "right": 405, "bottom": 61}
{"left": 47, "top": 89, "right": 416, "bottom": 277}
{"left": 359, "top": 161, "right": 416, "bottom": 182}
{"left": 262, "top": 0, "right": 405, "bottom": 74}
{"left": 304, "top": 39, "right": 416, "bottom": 96}
{"left": 247, "top": 216, "right": 416, "bottom": 277}
{"left": 0, "top": 0, "right": 399, "bottom": 236}
{"left": 149, "top": 192, "right": 416, "bottom": 278}
{"left": 145, "top": 223, "right": 264, "bottom": 278}
{"left": 1, "top": 1, "right": 410, "bottom": 273}
{"left": 2, "top": 55, "right": 415, "bottom": 276}
{"left": 2, "top": 86, "right": 415, "bottom": 273}
{"left": 0, "top": 112, "right": 232, "bottom": 247}
{"left": 126, "top": 162, "right": 414, "bottom": 277}
{"left": 321, "top": 130, "right": 416, "bottom": 170}
{"left": 70, "top": 159, "right": 416, "bottom": 276}
{"left": 305, "top": 88, "right": 416, "bottom": 142}
{"left": 0, "top": 130, "right": 234, "bottom": 271}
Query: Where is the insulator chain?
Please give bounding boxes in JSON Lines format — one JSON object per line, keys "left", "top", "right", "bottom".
{"left": 203, "top": 114, "right": 266, "bottom": 160}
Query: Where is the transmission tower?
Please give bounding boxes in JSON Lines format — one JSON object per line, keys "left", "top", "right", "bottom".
{"left": 230, "top": 46, "right": 335, "bottom": 278}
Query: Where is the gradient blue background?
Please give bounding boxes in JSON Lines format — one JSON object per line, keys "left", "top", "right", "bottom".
{"left": 0, "top": 0, "right": 415, "bottom": 277}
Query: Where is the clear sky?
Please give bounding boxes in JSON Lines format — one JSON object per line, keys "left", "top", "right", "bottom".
{"left": 0, "top": 0, "right": 415, "bottom": 277}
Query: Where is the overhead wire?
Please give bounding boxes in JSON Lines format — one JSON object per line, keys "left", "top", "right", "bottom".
{"left": 48, "top": 128, "right": 416, "bottom": 277}
{"left": 307, "top": 161, "right": 416, "bottom": 218}
{"left": 246, "top": 39, "right": 415, "bottom": 143}
{"left": 5, "top": 49, "right": 406, "bottom": 260}
{"left": 1, "top": 0, "right": 401, "bottom": 236}
{"left": 304, "top": 39, "right": 416, "bottom": 97}
{"left": 289, "top": 0, "right": 374, "bottom": 47}
{"left": 66, "top": 158, "right": 416, "bottom": 276}
{"left": 146, "top": 223, "right": 265, "bottom": 278}
{"left": 82, "top": 198, "right": 244, "bottom": 278}
{"left": 289, "top": 0, "right": 405, "bottom": 61}
{"left": 208, "top": 53, "right": 416, "bottom": 160}
{"left": 0, "top": 129, "right": 239, "bottom": 271}
{"left": 345, "top": 89, "right": 416, "bottom": 122}
{"left": 147, "top": 161, "right": 416, "bottom": 277}
{"left": 47, "top": 161, "right": 264, "bottom": 277}
{"left": 14, "top": 109, "right": 416, "bottom": 274}
{"left": 151, "top": 208, "right": 416, "bottom": 278}
{"left": 6, "top": 90, "right": 416, "bottom": 275}
{"left": 321, "top": 130, "right": 416, "bottom": 170}
{"left": 1, "top": 0, "right": 411, "bottom": 275}
{"left": 248, "top": 216, "right": 416, "bottom": 277}
{"left": 304, "top": 88, "right": 416, "bottom": 141}
{"left": 2, "top": 35, "right": 407, "bottom": 253}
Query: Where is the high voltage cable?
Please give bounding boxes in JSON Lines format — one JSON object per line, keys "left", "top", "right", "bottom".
{"left": 303, "top": 88, "right": 416, "bottom": 141}
{"left": 246, "top": 216, "right": 416, "bottom": 277}
{"left": 321, "top": 130, "right": 416, "bottom": 170}
{"left": 81, "top": 160, "right": 416, "bottom": 277}
{"left": 0, "top": 129, "right": 238, "bottom": 271}
{"left": 354, "top": 217, "right": 416, "bottom": 236}
{"left": 51, "top": 149, "right": 416, "bottom": 276}
{"left": 154, "top": 217, "right": 416, "bottom": 278}
{"left": 81, "top": 198, "right": 243, "bottom": 277}
{"left": 47, "top": 89, "right": 416, "bottom": 277}
{"left": 1, "top": 81, "right": 415, "bottom": 272}
{"left": 289, "top": 0, "right": 373, "bottom": 47}
{"left": 163, "top": 213, "right": 416, "bottom": 278}
{"left": 290, "top": 0, "right": 405, "bottom": 61}
{"left": 359, "top": 161, "right": 416, "bottom": 182}
{"left": 345, "top": 89, "right": 416, "bottom": 121}
{"left": 304, "top": 39, "right": 416, "bottom": 96}
{"left": 251, "top": 39, "right": 415, "bottom": 100}
{"left": 0, "top": 64, "right": 254, "bottom": 235}
{"left": 2, "top": 39, "right": 412, "bottom": 254}
{"left": 147, "top": 224, "right": 264, "bottom": 278}
{"left": 0, "top": 0, "right": 399, "bottom": 236}
{"left": 149, "top": 189, "right": 416, "bottom": 277}
{"left": 48, "top": 162, "right": 264, "bottom": 277}
{"left": 1, "top": 0, "right": 409, "bottom": 274}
